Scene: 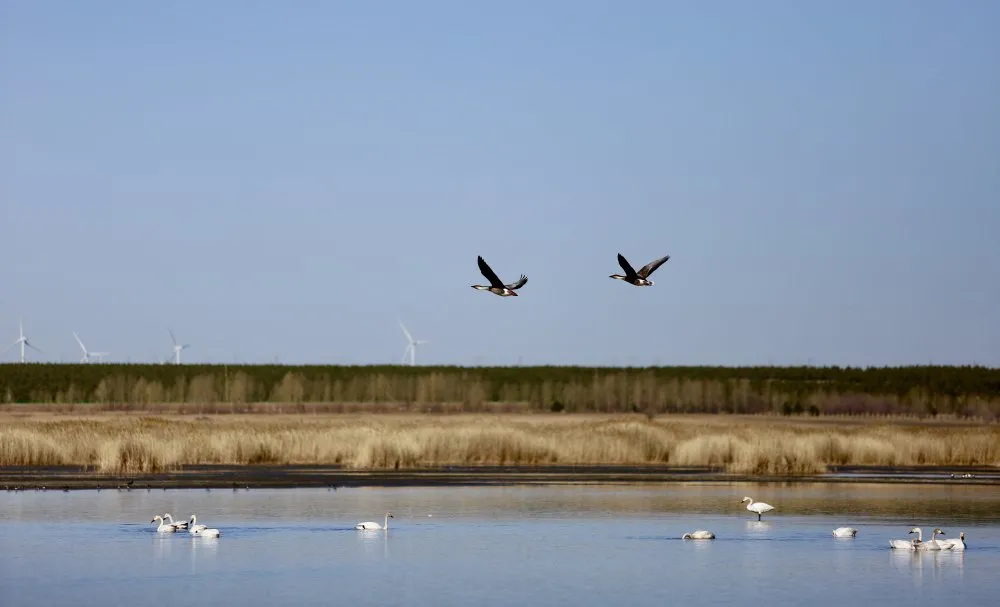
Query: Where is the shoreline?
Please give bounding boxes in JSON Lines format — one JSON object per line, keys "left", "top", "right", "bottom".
{"left": 3, "top": 465, "right": 998, "bottom": 490}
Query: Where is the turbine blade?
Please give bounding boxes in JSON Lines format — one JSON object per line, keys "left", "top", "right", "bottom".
{"left": 26, "top": 343, "right": 44, "bottom": 355}
{"left": 398, "top": 320, "right": 413, "bottom": 343}
{"left": 73, "top": 332, "right": 87, "bottom": 353}
{"left": 169, "top": 329, "right": 178, "bottom": 346}
{"left": 2, "top": 341, "right": 16, "bottom": 355}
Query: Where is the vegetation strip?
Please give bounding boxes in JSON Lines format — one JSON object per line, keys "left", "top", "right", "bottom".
{"left": 2, "top": 414, "right": 997, "bottom": 476}
{"left": 2, "top": 364, "right": 999, "bottom": 417}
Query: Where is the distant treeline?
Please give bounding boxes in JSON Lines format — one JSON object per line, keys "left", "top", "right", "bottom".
{"left": 2, "top": 364, "right": 999, "bottom": 417}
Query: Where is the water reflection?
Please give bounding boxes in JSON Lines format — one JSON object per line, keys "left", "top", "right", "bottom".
{"left": 0, "top": 485, "right": 996, "bottom": 607}
{"left": 890, "top": 549, "right": 965, "bottom": 586}
{"left": 356, "top": 529, "right": 390, "bottom": 560}
{"left": 3, "top": 482, "right": 1000, "bottom": 524}
{"left": 745, "top": 520, "right": 773, "bottom": 534}
{"left": 189, "top": 535, "right": 220, "bottom": 575}
{"left": 152, "top": 534, "right": 174, "bottom": 560}
{"left": 683, "top": 538, "right": 715, "bottom": 552}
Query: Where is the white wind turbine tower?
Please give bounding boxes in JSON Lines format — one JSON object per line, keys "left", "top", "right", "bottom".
{"left": 4, "top": 318, "right": 44, "bottom": 363}
{"left": 398, "top": 320, "right": 429, "bottom": 366}
{"left": 73, "top": 331, "right": 110, "bottom": 363}
{"left": 169, "top": 328, "right": 191, "bottom": 364}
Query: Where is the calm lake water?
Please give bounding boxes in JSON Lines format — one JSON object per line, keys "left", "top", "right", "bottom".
{"left": 2, "top": 482, "right": 999, "bottom": 606}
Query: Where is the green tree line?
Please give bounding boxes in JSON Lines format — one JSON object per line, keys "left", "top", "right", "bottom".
{"left": 1, "top": 363, "right": 998, "bottom": 417}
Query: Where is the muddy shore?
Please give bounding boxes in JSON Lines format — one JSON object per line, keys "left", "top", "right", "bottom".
{"left": 2, "top": 465, "right": 998, "bottom": 491}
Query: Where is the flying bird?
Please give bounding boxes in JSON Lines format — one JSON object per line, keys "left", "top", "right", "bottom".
{"left": 471, "top": 256, "right": 527, "bottom": 297}
{"left": 609, "top": 253, "right": 670, "bottom": 286}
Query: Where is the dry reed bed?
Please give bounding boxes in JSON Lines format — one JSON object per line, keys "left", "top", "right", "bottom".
{"left": 2, "top": 416, "right": 998, "bottom": 476}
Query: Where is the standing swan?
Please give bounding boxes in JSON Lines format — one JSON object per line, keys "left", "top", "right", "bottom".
{"left": 355, "top": 513, "right": 393, "bottom": 531}
{"left": 151, "top": 515, "right": 176, "bottom": 533}
{"left": 832, "top": 527, "right": 859, "bottom": 538}
{"left": 681, "top": 530, "right": 716, "bottom": 540}
{"left": 741, "top": 497, "right": 775, "bottom": 521}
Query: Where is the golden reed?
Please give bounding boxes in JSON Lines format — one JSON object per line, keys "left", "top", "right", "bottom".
{"left": 1, "top": 414, "right": 996, "bottom": 475}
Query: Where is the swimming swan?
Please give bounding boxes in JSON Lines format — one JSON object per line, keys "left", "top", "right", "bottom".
{"left": 915, "top": 528, "right": 949, "bottom": 551}
{"left": 193, "top": 527, "right": 221, "bottom": 538}
{"left": 938, "top": 531, "right": 966, "bottom": 551}
{"left": 832, "top": 527, "right": 859, "bottom": 538}
{"left": 151, "top": 515, "right": 176, "bottom": 533}
{"left": 186, "top": 514, "right": 208, "bottom": 534}
{"left": 162, "top": 513, "right": 188, "bottom": 531}
{"left": 355, "top": 513, "right": 393, "bottom": 531}
{"left": 682, "top": 530, "right": 716, "bottom": 540}
{"left": 741, "top": 497, "right": 775, "bottom": 521}
{"left": 890, "top": 527, "right": 924, "bottom": 550}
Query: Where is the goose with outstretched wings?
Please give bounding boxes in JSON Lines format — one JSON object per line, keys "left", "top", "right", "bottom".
{"left": 472, "top": 256, "right": 527, "bottom": 297}
{"left": 610, "top": 252, "right": 670, "bottom": 286}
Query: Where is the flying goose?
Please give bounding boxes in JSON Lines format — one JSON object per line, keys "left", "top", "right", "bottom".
{"left": 471, "top": 256, "right": 527, "bottom": 297}
{"left": 609, "top": 253, "right": 670, "bottom": 286}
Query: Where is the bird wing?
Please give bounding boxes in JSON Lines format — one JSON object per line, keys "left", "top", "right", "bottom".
{"left": 637, "top": 255, "right": 670, "bottom": 278}
{"left": 617, "top": 253, "right": 638, "bottom": 278}
{"left": 477, "top": 256, "right": 505, "bottom": 289}
{"left": 505, "top": 274, "right": 528, "bottom": 290}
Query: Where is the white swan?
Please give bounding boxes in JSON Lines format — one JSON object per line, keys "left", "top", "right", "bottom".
{"left": 355, "top": 513, "right": 393, "bottom": 530}
{"left": 939, "top": 531, "right": 966, "bottom": 551}
{"left": 193, "top": 527, "right": 221, "bottom": 538}
{"left": 163, "top": 513, "right": 188, "bottom": 531}
{"left": 741, "top": 497, "right": 774, "bottom": 521}
{"left": 915, "top": 528, "right": 950, "bottom": 551}
{"left": 889, "top": 527, "right": 920, "bottom": 549}
{"left": 151, "top": 515, "right": 176, "bottom": 533}
{"left": 187, "top": 514, "right": 208, "bottom": 535}
{"left": 681, "top": 530, "right": 716, "bottom": 540}
{"left": 832, "top": 527, "right": 859, "bottom": 538}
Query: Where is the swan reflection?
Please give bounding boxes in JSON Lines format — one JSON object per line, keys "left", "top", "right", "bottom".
{"left": 356, "top": 527, "right": 390, "bottom": 560}
{"left": 187, "top": 531, "right": 220, "bottom": 575}
{"left": 745, "top": 520, "right": 772, "bottom": 534}
{"left": 152, "top": 534, "right": 174, "bottom": 560}
{"left": 891, "top": 547, "right": 965, "bottom": 585}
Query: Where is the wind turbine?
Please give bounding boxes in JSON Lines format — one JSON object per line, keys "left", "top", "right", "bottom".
{"left": 73, "top": 331, "right": 110, "bottom": 363}
{"left": 169, "top": 328, "right": 191, "bottom": 364}
{"left": 4, "top": 318, "right": 43, "bottom": 363}
{"left": 398, "top": 320, "right": 429, "bottom": 366}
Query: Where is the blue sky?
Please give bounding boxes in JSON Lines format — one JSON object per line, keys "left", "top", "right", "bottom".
{"left": 2, "top": 0, "right": 998, "bottom": 367}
